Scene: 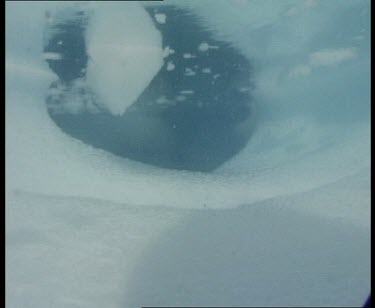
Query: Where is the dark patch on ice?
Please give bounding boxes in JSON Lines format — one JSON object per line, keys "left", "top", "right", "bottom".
{"left": 44, "top": 5, "right": 255, "bottom": 172}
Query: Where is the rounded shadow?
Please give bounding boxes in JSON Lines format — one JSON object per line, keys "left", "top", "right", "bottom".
{"left": 124, "top": 203, "right": 370, "bottom": 307}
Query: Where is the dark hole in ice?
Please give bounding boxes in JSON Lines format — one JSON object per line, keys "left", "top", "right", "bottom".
{"left": 44, "top": 6, "right": 255, "bottom": 172}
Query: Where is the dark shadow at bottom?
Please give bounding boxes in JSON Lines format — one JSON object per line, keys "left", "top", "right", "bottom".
{"left": 124, "top": 203, "right": 370, "bottom": 307}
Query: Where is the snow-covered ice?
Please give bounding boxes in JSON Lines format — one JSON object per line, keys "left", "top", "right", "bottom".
{"left": 6, "top": 0, "right": 370, "bottom": 307}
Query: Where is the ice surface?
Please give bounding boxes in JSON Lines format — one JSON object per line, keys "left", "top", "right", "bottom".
{"left": 6, "top": 0, "right": 370, "bottom": 307}
{"left": 6, "top": 187, "right": 370, "bottom": 307}
{"left": 85, "top": 2, "right": 163, "bottom": 116}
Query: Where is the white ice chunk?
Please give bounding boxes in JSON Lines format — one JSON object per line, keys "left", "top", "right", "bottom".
{"left": 198, "top": 42, "right": 209, "bottom": 52}
{"left": 180, "top": 90, "right": 194, "bottom": 95}
{"left": 154, "top": 13, "right": 166, "bottom": 24}
{"left": 202, "top": 68, "right": 211, "bottom": 73}
{"left": 239, "top": 87, "right": 251, "bottom": 92}
{"left": 42, "top": 52, "right": 63, "bottom": 60}
{"left": 166, "top": 61, "right": 175, "bottom": 71}
{"left": 198, "top": 42, "right": 219, "bottom": 52}
{"left": 85, "top": 2, "right": 163, "bottom": 116}
{"left": 184, "top": 67, "right": 196, "bottom": 76}
{"left": 163, "top": 46, "right": 175, "bottom": 58}
{"left": 183, "top": 53, "right": 196, "bottom": 59}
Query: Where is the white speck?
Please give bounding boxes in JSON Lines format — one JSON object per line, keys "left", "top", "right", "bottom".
{"left": 57, "top": 41, "right": 63, "bottom": 45}
{"left": 180, "top": 90, "right": 194, "bottom": 95}
{"left": 154, "top": 13, "right": 167, "bottom": 24}
{"left": 183, "top": 53, "right": 196, "bottom": 59}
{"left": 213, "top": 74, "right": 221, "bottom": 79}
{"left": 156, "top": 96, "right": 169, "bottom": 104}
{"left": 202, "top": 68, "right": 211, "bottom": 74}
{"left": 239, "top": 87, "right": 250, "bottom": 92}
{"left": 166, "top": 61, "right": 175, "bottom": 71}
{"left": 199, "top": 43, "right": 219, "bottom": 52}
{"left": 172, "top": 124, "right": 176, "bottom": 129}
{"left": 163, "top": 46, "right": 175, "bottom": 58}
{"left": 198, "top": 42, "right": 210, "bottom": 52}
{"left": 43, "top": 52, "right": 63, "bottom": 60}
{"left": 184, "top": 68, "right": 196, "bottom": 76}
{"left": 176, "top": 95, "right": 186, "bottom": 101}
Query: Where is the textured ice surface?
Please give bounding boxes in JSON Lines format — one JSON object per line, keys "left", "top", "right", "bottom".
{"left": 6, "top": 0, "right": 370, "bottom": 307}
{"left": 6, "top": 186, "right": 370, "bottom": 307}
